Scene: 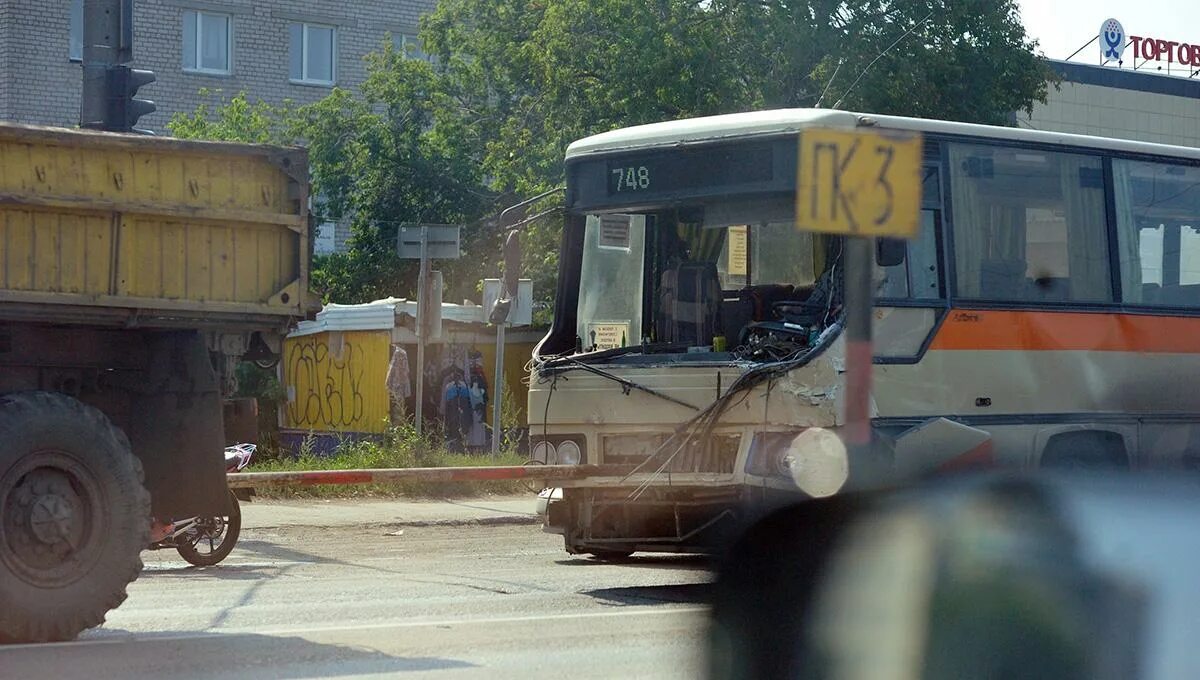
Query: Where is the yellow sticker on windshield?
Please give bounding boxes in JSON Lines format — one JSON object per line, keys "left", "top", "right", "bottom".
{"left": 727, "top": 225, "right": 748, "bottom": 276}
{"left": 796, "top": 128, "right": 923, "bottom": 239}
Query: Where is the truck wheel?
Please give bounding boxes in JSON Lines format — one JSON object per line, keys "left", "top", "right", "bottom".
{"left": 0, "top": 392, "right": 150, "bottom": 643}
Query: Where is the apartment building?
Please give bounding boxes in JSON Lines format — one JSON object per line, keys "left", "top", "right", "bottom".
{"left": 0, "top": 0, "right": 436, "bottom": 130}
{"left": 0, "top": 0, "right": 436, "bottom": 251}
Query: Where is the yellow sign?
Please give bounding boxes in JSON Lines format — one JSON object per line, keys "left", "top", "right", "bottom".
{"left": 727, "top": 225, "right": 748, "bottom": 276}
{"left": 796, "top": 128, "right": 923, "bottom": 239}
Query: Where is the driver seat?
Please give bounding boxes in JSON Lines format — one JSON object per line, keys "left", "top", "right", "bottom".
{"left": 659, "top": 262, "right": 722, "bottom": 346}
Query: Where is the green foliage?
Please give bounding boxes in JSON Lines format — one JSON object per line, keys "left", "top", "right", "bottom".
{"left": 252, "top": 423, "right": 528, "bottom": 498}
{"left": 167, "top": 89, "right": 295, "bottom": 143}
{"left": 234, "top": 361, "right": 285, "bottom": 401}
{"left": 170, "top": 2, "right": 1052, "bottom": 312}
{"left": 708, "top": 0, "right": 1053, "bottom": 123}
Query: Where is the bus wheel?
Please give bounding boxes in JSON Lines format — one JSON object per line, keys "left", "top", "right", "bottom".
{"left": 1040, "top": 431, "right": 1129, "bottom": 471}
{"left": 0, "top": 392, "right": 150, "bottom": 642}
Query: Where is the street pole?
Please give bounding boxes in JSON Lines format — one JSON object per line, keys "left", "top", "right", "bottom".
{"left": 414, "top": 227, "right": 429, "bottom": 435}
{"left": 843, "top": 237, "right": 876, "bottom": 481}
{"left": 491, "top": 320, "right": 506, "bottom": 456}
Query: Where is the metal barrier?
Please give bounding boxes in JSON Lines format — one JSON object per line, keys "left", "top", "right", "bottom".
{"left": 225, "top": 464, "right": 628, "bottom": 489}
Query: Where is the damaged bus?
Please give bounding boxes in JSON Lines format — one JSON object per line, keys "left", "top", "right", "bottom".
{"left": 529, "top": 108, "right": 1200, "bottom": 557}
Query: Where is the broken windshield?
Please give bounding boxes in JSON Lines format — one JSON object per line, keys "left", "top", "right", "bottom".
{"left": 574, "top": 198, "right": 833, "bottom": 356}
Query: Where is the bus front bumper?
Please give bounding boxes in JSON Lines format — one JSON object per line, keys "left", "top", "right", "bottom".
{"left": 540, "top": 479, "right": 785, "bottom": 555}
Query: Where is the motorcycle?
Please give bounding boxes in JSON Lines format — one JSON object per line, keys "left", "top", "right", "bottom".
{"left": 148, "top": 443, "right": 255, "bottom": 567}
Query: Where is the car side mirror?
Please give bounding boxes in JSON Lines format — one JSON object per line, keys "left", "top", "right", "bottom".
{"left": 876, "top": 238, "right": 906, "bottom": 267}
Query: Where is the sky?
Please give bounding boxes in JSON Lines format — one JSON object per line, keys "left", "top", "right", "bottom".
{"left": 1018, "top": 0, "right": 1200, "bottom": 70}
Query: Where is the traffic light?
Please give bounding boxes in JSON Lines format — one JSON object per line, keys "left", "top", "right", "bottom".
{"left": 105, "top": 65, "right": 156, "bottom": 133}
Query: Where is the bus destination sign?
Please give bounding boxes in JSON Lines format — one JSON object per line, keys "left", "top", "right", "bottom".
{"left": 604, "top": 143, "right": 774, "bottom": 197}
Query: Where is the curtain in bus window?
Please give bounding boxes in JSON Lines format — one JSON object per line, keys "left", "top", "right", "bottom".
{"left": 675, "top": 223, "right": 726, "bottom": 263}
{"left": 991, "top": 205, "right": 1026, "bottom": 266}
{"left": 1061, "top": 155, "right": 1110, "bottom": 302}
{"left": 948, "top": 145, "right": 985, "bottom": 297}
{"left": 949, "top": 146, "right": 1028, "bottom": 298}
{"left": 1111, "top": 161, "right": 1144, "bottom": 302}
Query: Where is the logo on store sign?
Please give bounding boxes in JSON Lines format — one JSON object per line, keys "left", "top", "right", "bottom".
{"left": 1101, "top": 18, "right": 1126, "bottom": 62}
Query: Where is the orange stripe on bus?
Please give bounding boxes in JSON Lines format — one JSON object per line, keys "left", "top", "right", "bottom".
{"left": 928, "top": 310, "right": 1200, "bottom": 352}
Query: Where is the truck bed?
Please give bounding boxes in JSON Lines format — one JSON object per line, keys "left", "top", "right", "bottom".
{"left": 0, "top": 124, "right": 312, "bottom": 331}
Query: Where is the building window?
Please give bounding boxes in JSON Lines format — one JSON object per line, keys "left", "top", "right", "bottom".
{"left": 313, "top": 221, "right": 337, "bottom": 255}
{"left": 394, "top": 32, "right": 430, "bottom": 62}
{"left": 183, "top": 10, "right": 232, "bottom": 74}
{"left": 289, "top": 23, "right": 336, "bottom": 86}
{"left": 1114, "top": 159, "right": 1200, "bottom": 307}
{"left": 948, "top": 144, "right": 1111, "bottom": 303}
{"left": 69, "top": 0, "right": 83, "bottom": 62}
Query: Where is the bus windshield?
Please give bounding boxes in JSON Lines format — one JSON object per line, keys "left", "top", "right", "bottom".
{"left": 573, "top": 196, "right": 835, "bottom": 356}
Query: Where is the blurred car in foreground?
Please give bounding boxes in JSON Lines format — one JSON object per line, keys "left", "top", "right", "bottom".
{"left": 709, "top": 470, "right": 1200, "bottom": 679}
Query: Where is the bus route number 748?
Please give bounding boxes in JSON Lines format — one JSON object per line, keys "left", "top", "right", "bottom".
{"left": 795, "top": 127, "right": 923, "bottom": 239}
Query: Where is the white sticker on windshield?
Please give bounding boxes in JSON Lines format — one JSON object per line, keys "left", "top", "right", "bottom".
{"left": 597, "top": 214, "right": 632, "bottom": 250}
{"left": 588, "top": 322, "right": 630, "bottom": 350}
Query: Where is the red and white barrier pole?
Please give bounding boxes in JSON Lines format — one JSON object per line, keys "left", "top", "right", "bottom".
{"left": 226, "top": 464, "right": 625, "bottom": 489}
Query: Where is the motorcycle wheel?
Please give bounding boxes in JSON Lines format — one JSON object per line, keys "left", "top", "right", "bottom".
{"left": 175, "top": 489, "right": 241, "bottom": 567}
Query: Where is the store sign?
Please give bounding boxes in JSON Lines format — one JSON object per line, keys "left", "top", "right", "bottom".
{"left": 1104, "top": 18, "right": 1200, "bottom": 66}
{"left": 1131, "top": 35, "right": 1200, "bottom": 65}
{"left": 1100, "top": 18, "right": 1126, "bottom": 62}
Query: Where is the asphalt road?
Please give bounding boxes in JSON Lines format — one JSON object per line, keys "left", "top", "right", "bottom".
{"left": 0, "top": 517, "right": 712, "bottom": 679}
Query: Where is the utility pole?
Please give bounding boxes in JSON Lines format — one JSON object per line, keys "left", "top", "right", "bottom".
{"left": 414, "top": 227, "right": 430, "bottom": 435}
{"left": 398, "top": 225, "right": 459, "bottom": 436}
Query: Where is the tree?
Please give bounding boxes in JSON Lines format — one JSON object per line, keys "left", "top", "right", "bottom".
{"left": 172, "top": 0, "right": 1052, "bottom": 311}
{"left": 170, "top": 45, "right": 498, "bottom": 305}
{"left": 419, "top": 0, "right": 1052, "bottom": 302}
{"left": 707, "top": 0, "right": 1052, "bottom": 123}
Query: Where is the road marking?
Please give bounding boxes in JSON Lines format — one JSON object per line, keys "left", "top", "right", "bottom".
{"left": 2, "top": 605, "right": 708, "bottom": 651}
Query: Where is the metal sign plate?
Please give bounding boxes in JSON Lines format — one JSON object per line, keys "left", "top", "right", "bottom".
{"left": 397, "top": 225, "right": 462, "bottom": 260}
{"left": 795, "top": 128, "right": 923, "bottom": 239}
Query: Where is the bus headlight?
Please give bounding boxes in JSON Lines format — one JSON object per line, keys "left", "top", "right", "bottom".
{"left": 530, "top": 436, "right": 587, "bottom": 465}
{"left": 557, "top": 440, "right": 582, "bottom": 465}
{"left": 532, "top": 440, "right": 556, "bottom": 464}
{"left": 780, "top": 429, "right": 848, "bottom": 498}
{"left": 747, "top": 429, "right": 849, "bottom": 498}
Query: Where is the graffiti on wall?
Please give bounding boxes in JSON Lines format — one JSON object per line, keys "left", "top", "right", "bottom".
{"left": 283, "top": 331, "right": 389, "bottom": 432}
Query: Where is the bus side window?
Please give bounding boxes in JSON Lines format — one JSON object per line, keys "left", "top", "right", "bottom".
{"left": 949, "top": 144, "right": 1110, "bottom": 303}
{"left": 877, "top": 164, "right": 942, "bottom": 301}
{"left": 877, "top": 210, "right": 941, "bottom": 300}
{"left": 1114, "top": 160, "right": 1200, "bottom": 308}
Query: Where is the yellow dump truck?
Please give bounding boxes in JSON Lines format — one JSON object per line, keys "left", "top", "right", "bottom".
{"left": 0, "top": 123, "right": 312, "bottom": 641}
